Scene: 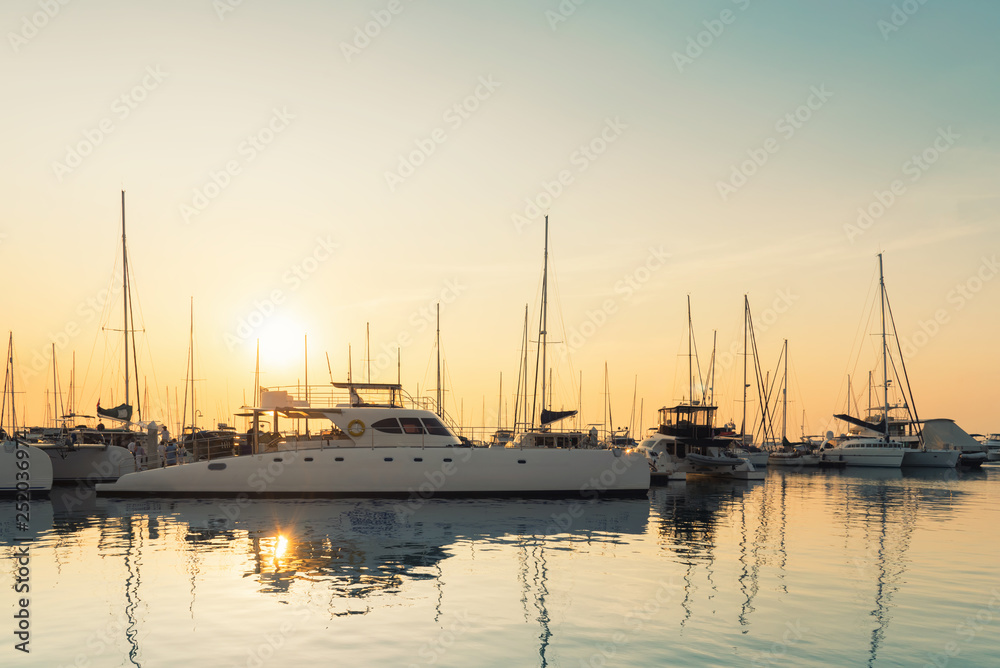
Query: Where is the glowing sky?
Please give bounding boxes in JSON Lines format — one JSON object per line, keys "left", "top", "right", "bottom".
{"left": 2, "top": 0, "right": 998, "bottom": 436}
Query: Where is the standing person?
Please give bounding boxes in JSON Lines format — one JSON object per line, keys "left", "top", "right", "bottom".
{"left": 135, "top": 442, "right": 146, "bottom": 471}
{"left": 160, "top": 424, "right": 170, "bottom": 445}
{"left": 156, "top": 438, "right": 166, "bottom": 468}
{"left": 165, "top": 439, "right": 177, "bottom": 466}
{"left": 176, "top": 440, "right": 188, "bottom": 464}
{"left": 127, "top": 438, "right": 137, "bottom": 461}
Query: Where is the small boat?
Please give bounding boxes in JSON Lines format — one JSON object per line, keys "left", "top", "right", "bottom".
{"left": 96, "top": 382, "right": 650, "bottom": 499}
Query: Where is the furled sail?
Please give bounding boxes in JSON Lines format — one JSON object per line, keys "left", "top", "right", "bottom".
{"left": 97, "top": 401, "right": 133, "bottom": 422}
{"left": 540, "top": 408, "right": 577, "bottom": 425}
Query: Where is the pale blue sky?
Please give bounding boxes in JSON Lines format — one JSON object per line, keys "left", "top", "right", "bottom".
{"left": 2, "top": 1, "right": 998, "bottom": 434}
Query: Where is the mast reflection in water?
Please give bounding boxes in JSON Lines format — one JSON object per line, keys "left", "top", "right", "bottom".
{"left": 2, "top": 467, "right": 998, "bottom": 667}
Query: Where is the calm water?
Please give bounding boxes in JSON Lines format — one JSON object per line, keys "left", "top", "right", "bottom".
{"left": 4, "top": 466, "right": 999, "bottom": 667}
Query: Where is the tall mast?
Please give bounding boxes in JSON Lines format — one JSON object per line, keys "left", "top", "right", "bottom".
{"left": 686, "top": 295, "right": 693, "bottom": 403}
{"left": 304, "top": 334, "right": 309, "bottom": 437}
{"left": 189, "top": 296, "right": 195, "bottom": 433}
{"left": 436, "top": 303, "right": 442, "bottom": 417}
{"left": 743, "top": 296, "right": 749, "bottom": 444}
{"left": 878, "top": 252, "right": 889, "bottom": 441}
{"left": 122, "top": 190, "right": 129, "bottom": 409}
{"left": 782, "top": 339, "right": 788, "bottom": 442}
{"left": 540, "top": 216, "right": 549, "bottom": 422}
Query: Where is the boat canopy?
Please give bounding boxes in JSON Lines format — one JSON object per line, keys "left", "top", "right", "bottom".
{"left": 540, "top": 408, "right": 577, "bottom": 425}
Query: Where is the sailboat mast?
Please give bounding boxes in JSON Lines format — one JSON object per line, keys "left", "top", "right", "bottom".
{"left": 189, "top": 296, "right": 195, "bottom": 432}
{"left": 878, "top": 253, "right": 889, "bottom": 442}
{"left": 686, "top": 295, "right": 693, "bottom": 403}
{"left": 122, "top": 190, "right": 129, "bottom": 409}
{"left": 782, "top": 339, "right": 788, "bottom": 442}
{"left": 436, "top": 303, "right": 442, "bottom": 417}
{"left": 540, "top": 216, "right": 549, "bottom": 422}
{"left": 743, "top": 296, "right": 749, "bottom": 444}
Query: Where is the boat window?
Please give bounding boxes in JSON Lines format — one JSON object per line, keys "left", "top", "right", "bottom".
{"left": 443, "top": 458, "right": 453, "bottom": 463}
{"left": 413, "top": 457, "right": 423, "bottom": 462}
{"left": 384, "top": 457, "right": 393, "bottom": 462}
{"left": 304, "top": 457, "right": 313, "bottom": 462}
{"left": 399, "top": 418, "right": 426, "bottom": 435}
{"left": 207, "top": 463, "right": 226, "bottom": 471}
{"left": 421, "top": 417, "right": 452, "bottom": 436}
{"left": 335, "top": 457, "right": 344, "bottom": 462}
{"left": 518, "top": 459, "right": 526, "bottom": 464}
{"left": 372, "top": 418, "right": 403, "bottom": 434}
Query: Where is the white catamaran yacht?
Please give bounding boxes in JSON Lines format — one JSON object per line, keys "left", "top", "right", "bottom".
{"left": 96, "top": 382, "right": 650, "bottom": 498}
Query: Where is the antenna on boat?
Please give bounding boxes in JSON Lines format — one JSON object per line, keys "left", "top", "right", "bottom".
{"left": 325, "top": 351, "right": 333, "bottom": 384}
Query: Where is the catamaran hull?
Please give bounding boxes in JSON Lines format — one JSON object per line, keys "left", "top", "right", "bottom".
{"left": 95, "top": 446, "right": 650, "bottom": 499}
{"left": 1, "top": 441, "right": 53, "bottom": 496}
{"left": 901, "top": 449, "right": 960, "bottom": 468}
{"left": 37, "top": 444, "right": 136, "bottom": 482}
{"left": 819, "top": 450, "right": 904, "bottom": 467}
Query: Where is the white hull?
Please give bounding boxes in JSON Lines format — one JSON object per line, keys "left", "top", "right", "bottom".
{"left": 681, "top": 453, "right": 766, "bottom": 480}
{"left": 1, "top": 440, "right": 54, "bottom": 495}
{"left": 37, "top": 443, "right": 136, "bottom": 482}
{"left": 900, "top": 449, "right": 960, "bottom": 468}
{"left": 819, "top": 448, "right": 904, "bottom": 468}
{"left": 96, "top": 445, "right": 650, "bottom": 498}
{"left": 767, "top": 452, "right": 820, "bottom": 467}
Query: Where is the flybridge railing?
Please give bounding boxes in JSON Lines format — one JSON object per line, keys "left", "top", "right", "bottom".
{"left": 256, "top": 384, "right": 463, "bottom": 433}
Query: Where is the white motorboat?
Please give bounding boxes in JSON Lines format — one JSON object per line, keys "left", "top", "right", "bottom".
{"left": 96, "top": 382, "right": 650, "bottom": 499}
{"left": 981, "top": 433, "right": 1000, "bottom": 462}
{"left": 817, "top": 434, "right": 905, "bottom": 468}
{"left": 634, "top": 434, "right": 686, "bottom": 483}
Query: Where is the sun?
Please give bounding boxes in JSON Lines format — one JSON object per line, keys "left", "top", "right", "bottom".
{"left": 257, "top": 318, "right": 308, "bottom": 379}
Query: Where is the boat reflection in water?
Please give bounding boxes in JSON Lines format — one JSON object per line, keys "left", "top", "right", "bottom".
{"left": 84, "top": 495, "right": 649, "bottom": 665}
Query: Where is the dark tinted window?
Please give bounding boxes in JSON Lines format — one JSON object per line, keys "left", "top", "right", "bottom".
{"left": 399, "top": 417, "right": 426, "bottom": 435}
{"left": 372, "top": 418, "right": 402, "bottom": 434}
{"left": 421, "top": 417, "right": 452, "bottom": 436}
